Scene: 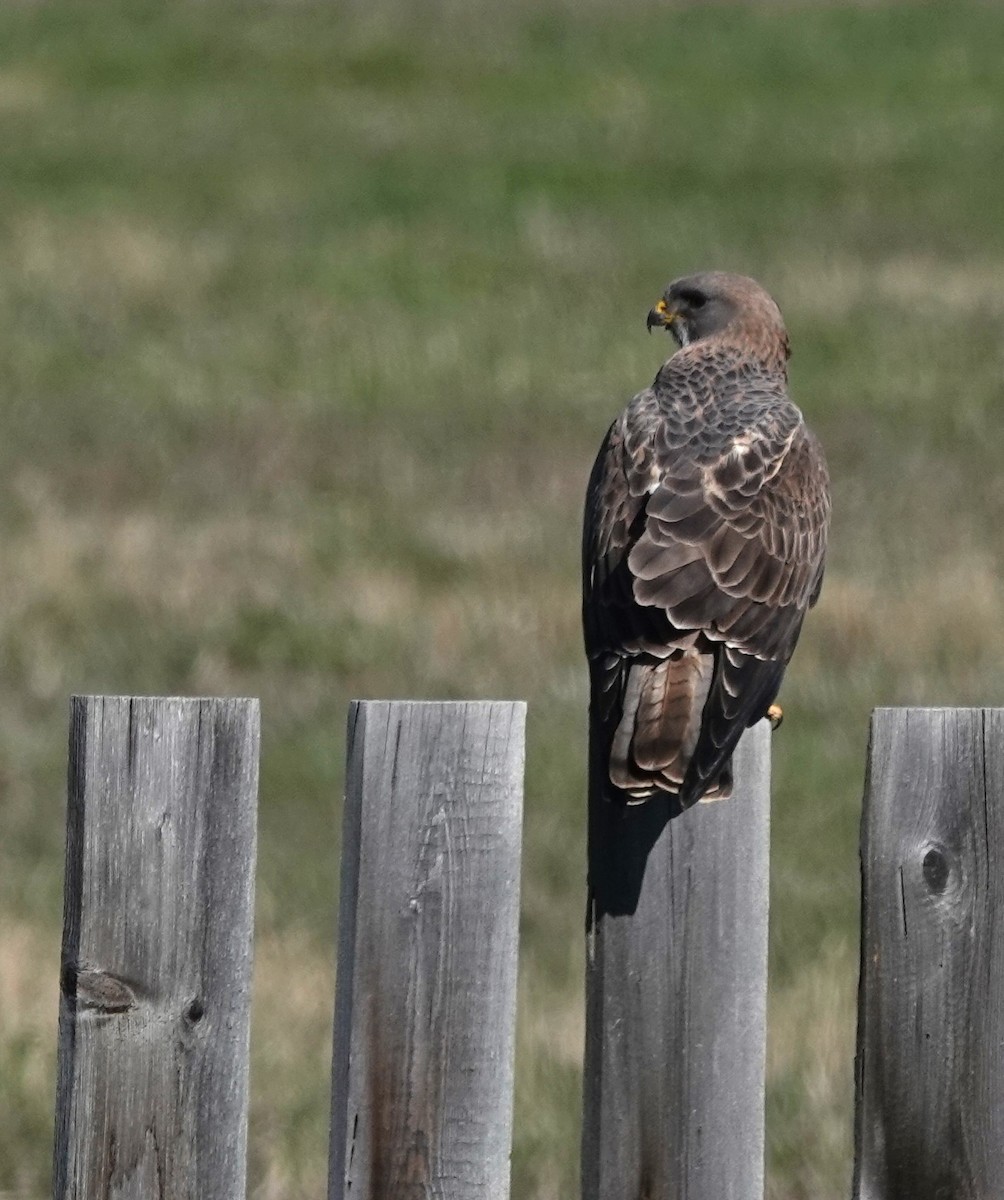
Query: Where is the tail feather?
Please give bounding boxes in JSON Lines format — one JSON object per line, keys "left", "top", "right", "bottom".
{"left": 678, "top": 647, "right": 784, "bottom": 806}
{"left": 608, "top": 649, "right": 720, "bottom": 802}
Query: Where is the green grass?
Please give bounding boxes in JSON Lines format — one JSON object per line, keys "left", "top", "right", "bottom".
{"left": 3, "top": 1, "right": 1004, "bottom": 1195}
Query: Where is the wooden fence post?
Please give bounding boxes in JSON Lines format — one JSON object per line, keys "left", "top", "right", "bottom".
{"left": 582, "top": 720, "right": 771, "bottom": 1200}
{"left": 854, "top": 707, "right": 1004, "bottom": 1199}
{"left": 53, "top": 696, "right": 260, "bottom": 1200}
{"left": 328, "top": 700, "right": 526, "bottom": 1200}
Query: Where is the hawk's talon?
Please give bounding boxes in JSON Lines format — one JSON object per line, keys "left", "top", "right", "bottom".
{"left": 767, "top": 704, "right": 784, "bottom": 730}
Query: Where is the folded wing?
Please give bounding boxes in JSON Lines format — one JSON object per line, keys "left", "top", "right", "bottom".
{"left": 583, "top": 383, "right": 829, "bottom": 807}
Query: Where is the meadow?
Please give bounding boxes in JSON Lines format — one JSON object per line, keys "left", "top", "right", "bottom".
{"left": 2, "top": 2, "right": 1004, "bottom": 1196}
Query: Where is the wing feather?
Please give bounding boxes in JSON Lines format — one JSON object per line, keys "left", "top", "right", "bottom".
{"left": 583, "top": 353, "right": 830, "bottom": 808}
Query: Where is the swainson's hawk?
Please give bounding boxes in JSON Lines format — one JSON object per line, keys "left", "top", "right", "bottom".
{"left": 582, "top": 272, "right": 830, "bottom": 808}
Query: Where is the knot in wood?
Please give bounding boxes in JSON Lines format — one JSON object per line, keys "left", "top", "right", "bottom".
{"left": 922, "top": 846, "right": 950, "bottom": 895}
{"left": 63, "top": 965, "right": 138, "bottom": 1014}
{"left": 184, "top": 996, "right": 206, "bottom": 1024}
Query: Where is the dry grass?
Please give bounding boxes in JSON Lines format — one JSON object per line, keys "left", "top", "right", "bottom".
{"left": 248, "top": 933, "right": 335, "bottom": 1200}
{"left": 12, "top": 212, "right": 228, "bottom": 309}
{"left": 779, "top": 253, "right": 1004, "bottom": 321}
{"left": 767, "top": 941, "right": 857, "bottom": 1200}
{"left": 0, "top": 925, "right": 60, "bottom": 1198}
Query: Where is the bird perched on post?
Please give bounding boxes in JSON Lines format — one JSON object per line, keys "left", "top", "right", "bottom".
{"left": 582, "top": 272, "right": 829, "bottom": 809}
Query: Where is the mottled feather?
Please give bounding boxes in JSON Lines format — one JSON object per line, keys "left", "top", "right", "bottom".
{"left": 583, "top": 272, "right": 830, "bottom": 808}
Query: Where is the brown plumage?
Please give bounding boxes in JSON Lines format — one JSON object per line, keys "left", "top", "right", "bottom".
{"left": 582, "top": 272, "right": 830, "bottom": 808}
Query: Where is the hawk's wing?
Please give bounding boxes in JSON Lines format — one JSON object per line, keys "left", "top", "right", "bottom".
{"left": 583, "top": 378, "right": 829, "bottom": 807}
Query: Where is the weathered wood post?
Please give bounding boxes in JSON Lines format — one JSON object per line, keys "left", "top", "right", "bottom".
{"left": 53, "top": 696, "right": 260, "bottom": 1200}
{"left": 854, "top": 707, "right": 1004, "bottom": 1199}
{"left": 328, "top": 700, "right": 525, "bottom": 1200}
{"left": 582, "top": 721, "right": 771, "bottom": 1200}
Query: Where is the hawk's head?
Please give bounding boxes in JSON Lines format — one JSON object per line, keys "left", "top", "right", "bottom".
{"left": 647, "top": 271, "right": 790, "bottom": 364}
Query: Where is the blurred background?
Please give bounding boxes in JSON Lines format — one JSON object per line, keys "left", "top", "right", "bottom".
{"left": 2, "top": 2, "right": 1003, "bottom": 1197}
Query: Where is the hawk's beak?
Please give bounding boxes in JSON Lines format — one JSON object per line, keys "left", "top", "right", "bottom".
{"left": 646, "top": 299, "right": 676, "bottom": 334}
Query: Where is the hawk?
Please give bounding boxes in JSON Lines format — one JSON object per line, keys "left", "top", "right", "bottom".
{"left": 582, "top": 272, "right": 830, "bottom": 809}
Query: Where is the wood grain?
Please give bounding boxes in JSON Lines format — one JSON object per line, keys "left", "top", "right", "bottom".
{"left": 855, "top": 707, "right": 1004, "bottom": 1200}
{"left": 53, "top": 696, "right": 260, "bottom": 1200}
{"left": 582, "top": 721, "right": 771, "bottom": 1200}
{"left": 328, "top": 700, "right": 525, "bottom": 1200}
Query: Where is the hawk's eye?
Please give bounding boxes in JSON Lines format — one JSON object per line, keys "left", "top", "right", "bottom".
{"left": 677, "top": 289, "right": 707, "bottom": 310}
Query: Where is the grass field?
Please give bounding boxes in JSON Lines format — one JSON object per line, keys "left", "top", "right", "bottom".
{"left": 2, "top": 2, "right": 1004, "bottom": 1196}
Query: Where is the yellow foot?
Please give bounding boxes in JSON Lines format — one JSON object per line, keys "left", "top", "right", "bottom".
{"left": 767, "top": 703, "right": 784, "bottom": 730}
